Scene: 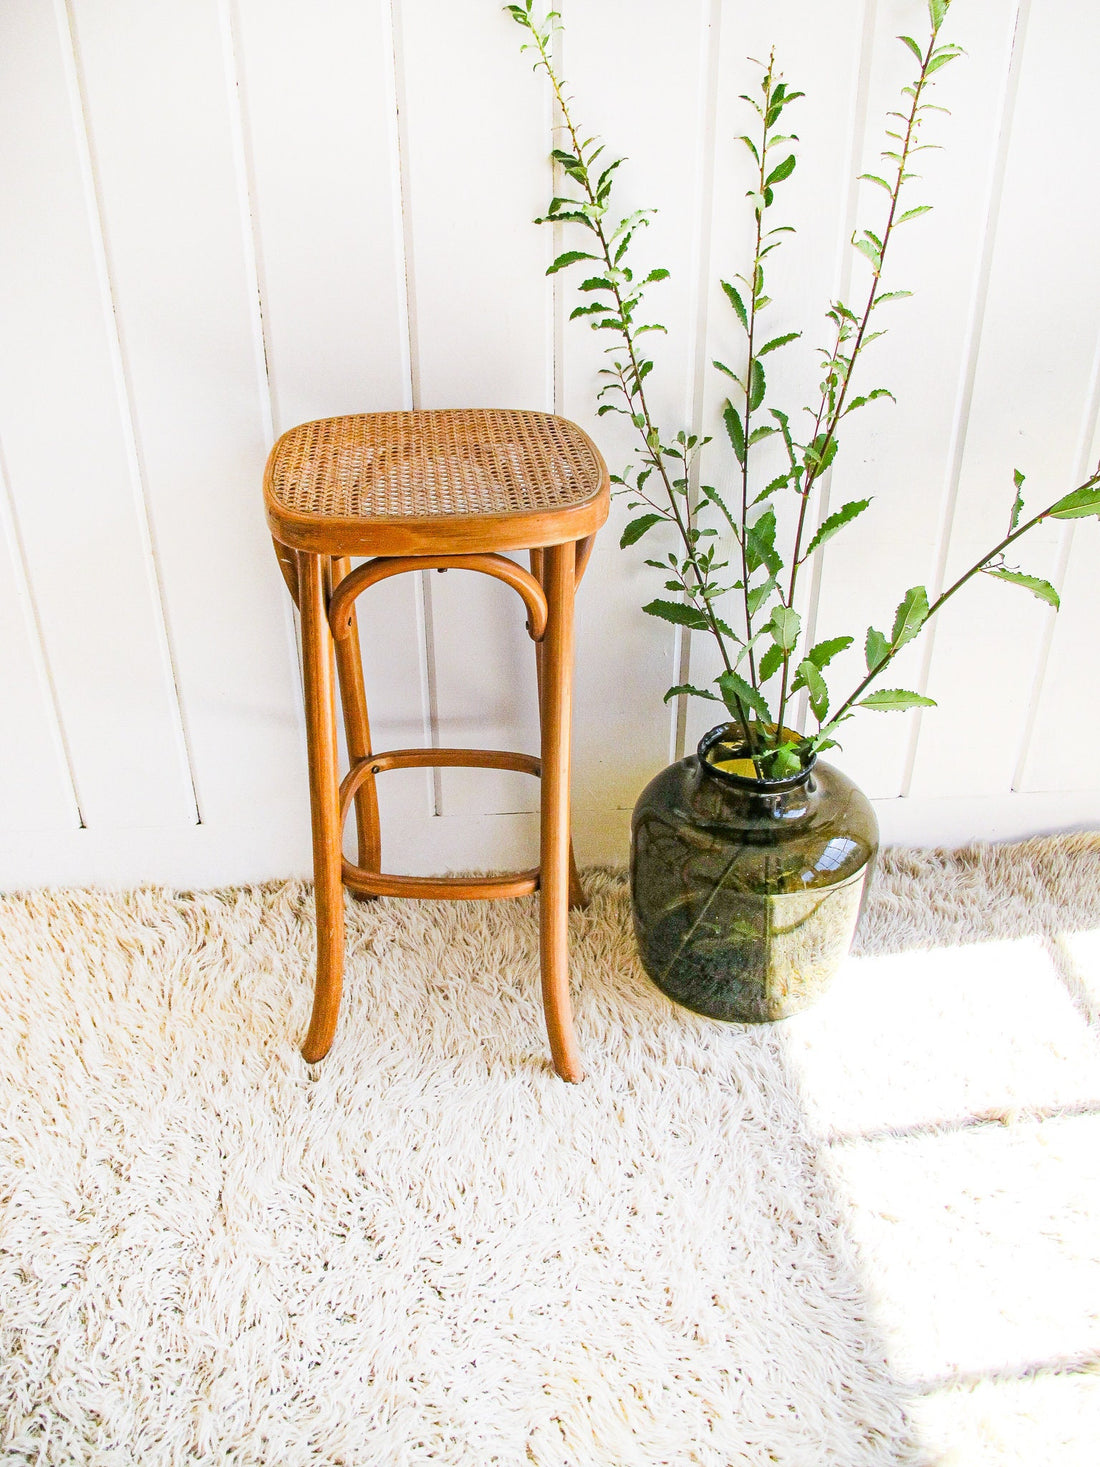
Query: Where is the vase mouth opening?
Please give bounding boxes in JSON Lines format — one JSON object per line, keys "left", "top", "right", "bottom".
{"left": 697, "top": 722, "right": 817, "bottom": 791}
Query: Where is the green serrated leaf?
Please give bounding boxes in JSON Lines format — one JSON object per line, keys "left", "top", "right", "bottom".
{"left": 724, "top": 401, "right": 746, "bottom": 466}
{"left": 845, "top": 388, "right": 895, "bottom": 415}
{"left": 721, "top": 281, "right": 748, "bottom": 330}
{"left": 859, "top": 173, "right": 893, "bottom": 193}
{"left": 767, "top": 604, "right": 801, "bottom": 652}
{"left": 765, "top": 154, "right": 796, "bottom": 188}
{"left": 797, "top": 659, "right": 829, "bottom": 722}
{"left": 744, "top": 510, "right": 780, "bottom": 578}
{"left": 718, "top": 669, "right": 772, "bottom": 725}
{"left": 1009, "top": 468, "right": 1025, "bottom": 533}
{"left": 806, "top": 635, "right": 854, "bottom": 670}
{"left": 757, "top": 644, "right": 784, "bottom": 683}
{"left": 897, "top": 205, "right": 933, "bottom": 224}
{"left": 1049, "top": 484, "right": 1100, "bottom": 519}
{"left": 982, "top": 568, "right": 1060, "bottom": 609}
{"left": 865, "top": 626, "right": 890, "bottom": 672}
{"left": 753, "top": 472, "right": 791, "bottom": 505}
{"left": 736, "top": 134, "right": 760, "bottom": 166}
{"left": 803, "top": 432, "right": 839, "bottom": 476}
{"left": 802, "top": 498, "right": 871, "bottom": 559}
{"left": 757, "top": 331, "right": 800, "bottom": 357}
{"left": 642, "top": 599, "right": 709, "bottom": 631}
{"left": 859, "top": 687, "right": 936, "bottom": 711}
{"left": 853, "top": 236, "right": 882, "bottom": 271}
{"left": 620, "top": 513, "right": 664, "bottom": 548}
{"left": 749, "top": 357, "right": 766, "bottom": 413}
{"left": 746, "top": 577, "right": 777, "bottom": 618}
{"left": 899, "top": 34, "right": 924, "bottom": 63}
{"left": 663, "top": 683, "right": 720, "bottom": 703}
{"left": 890, "top": 585, "right": 930, "bottom": 649}
{"left": 546, "top": 250, "right": 597, "bottom": 275}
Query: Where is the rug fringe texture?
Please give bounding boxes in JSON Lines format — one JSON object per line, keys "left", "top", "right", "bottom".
{"left": 1, "top": 836, "right": 1099, "bottom": 1465}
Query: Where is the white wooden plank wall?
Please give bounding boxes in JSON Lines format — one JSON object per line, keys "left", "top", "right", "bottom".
{"left": 2, "top": 0, "right": 1098, "bottom": 890}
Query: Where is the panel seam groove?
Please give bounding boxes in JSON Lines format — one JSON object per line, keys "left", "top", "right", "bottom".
{"left": 56, "top": 0, "right": 202, "bottom": 826}
{"left": 0, "top": 432, "right": 85, "bottom": 828}
{"left": 215, "top": 0, "right": 308, "bottom": 767}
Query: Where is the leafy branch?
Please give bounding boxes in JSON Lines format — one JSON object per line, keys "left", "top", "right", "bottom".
{"left": 508, "top": 0, "right": 1100, "bottom": 779}
{"left": 507, "top": 0, "right": 762, "bottom": 758}
{"left": 769, "top": 6, "right": 964, "bottom": 759}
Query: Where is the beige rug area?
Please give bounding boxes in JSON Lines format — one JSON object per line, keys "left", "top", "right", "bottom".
{"left": 1, "top": 837, "right": 1099, "bottom": 1466}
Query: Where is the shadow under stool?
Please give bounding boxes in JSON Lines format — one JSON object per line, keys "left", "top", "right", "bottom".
{"left": 263, "top": 409, "right": 610, "bottom": 1082}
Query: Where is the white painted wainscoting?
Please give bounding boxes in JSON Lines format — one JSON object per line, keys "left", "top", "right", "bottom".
{"left": 2, "top": 0, "right": 1098, "bottom": 891}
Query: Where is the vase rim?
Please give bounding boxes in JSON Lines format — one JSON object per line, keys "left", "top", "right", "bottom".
{"left": 697, "top": 722, "right": 817, "bottom": 792}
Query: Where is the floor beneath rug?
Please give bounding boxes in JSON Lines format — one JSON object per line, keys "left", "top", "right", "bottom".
{"left": 0, "top": 836, "right": 1098, "bottom": 1465}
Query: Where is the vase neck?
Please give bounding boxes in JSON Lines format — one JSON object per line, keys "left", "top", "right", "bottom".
{"left": 697, "top": 722, "right": 815, "bottom": 793}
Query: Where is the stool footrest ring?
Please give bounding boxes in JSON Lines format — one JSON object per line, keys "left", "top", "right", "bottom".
{"left": 338, "top": 750, "right": 543, "bottom": 902}
{"left": 342, "top": 862, "right": 539, "bottom": 901}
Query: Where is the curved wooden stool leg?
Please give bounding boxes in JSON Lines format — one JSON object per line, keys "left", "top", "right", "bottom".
{"left": 300, "top": 552, "right": 346, "bottom": 1062}
{"left": 530, "top": 549, "right": 587, "bottom": 911}
{"left": 539, "top": 542, "right": 583, "bottom": 1082}
{"left": 331, "top": 556, "right": 381, "bottom": 887}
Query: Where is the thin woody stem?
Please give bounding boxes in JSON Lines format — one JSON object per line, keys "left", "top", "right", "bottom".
{"left": 826, "top": 472, "right": 1100, "bottom": 729}
{"left": 738, "top": 57, "right": 775, "bottom": 692}
{"left": 773, "top": 20, "right": 944, "bottom": 741}
{"left": 525, "top": 16, "right": 759, "bottom": 755}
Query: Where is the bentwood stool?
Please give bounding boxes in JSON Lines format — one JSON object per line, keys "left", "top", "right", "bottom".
{"left": 264, "top": 410, "right": 610, "bottom": 1082}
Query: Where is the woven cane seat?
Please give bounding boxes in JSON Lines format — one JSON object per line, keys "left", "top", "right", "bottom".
{"left": 264, "top": 409, "right": 610, "bottom": 557}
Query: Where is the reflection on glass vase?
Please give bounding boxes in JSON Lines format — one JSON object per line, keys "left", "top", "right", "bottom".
{"left": 630, "top": 723, "right": 878, "bottom": 1023}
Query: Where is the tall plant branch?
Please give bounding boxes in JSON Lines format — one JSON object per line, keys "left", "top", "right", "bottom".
{"left": 736, "top": 55, "right": 779, "bottom": 690}
{"left": 510, "top": 4, "right": 758, "bottom": 752}
{"left": 773, "top": 17, "right": 949, "bottom": 740}
{"left": 820, "top": 467, "right": 1100, "bottom": 733}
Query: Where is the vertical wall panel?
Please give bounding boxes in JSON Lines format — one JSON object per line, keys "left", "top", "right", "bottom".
{"left": 908, "top": 1, "right": 1100, "bottom": 800}
{"left": 232, "top": 0, "right": 430, "bottom": 834}
{"left": 810, "top": 0, "right": 1020, "bottom": 799}
{"left": 230, "top": 0, "right": 410, "bottom": 431}
{"left": 0, "top": 0, "right": 196, "bottom": 831}
{"left": 66, "top": 0, "right": 309, "bottom": 835}
{"left": 398, "top": 0, "right": 553, "bottom": 820}
{"left": 685, "top": 0, "right": 871, "bottom": 760}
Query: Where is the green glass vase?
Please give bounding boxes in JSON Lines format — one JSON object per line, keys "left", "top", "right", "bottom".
{"left": 630, "top": 723, "right": 878, "bottom": 1022}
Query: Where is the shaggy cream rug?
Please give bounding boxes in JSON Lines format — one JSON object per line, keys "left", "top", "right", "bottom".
{"left": 1, "top": 837, "right": 1099, "bottom": 1465}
